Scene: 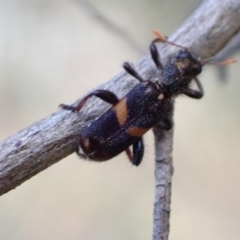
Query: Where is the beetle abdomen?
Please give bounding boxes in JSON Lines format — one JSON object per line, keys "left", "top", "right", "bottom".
{"left": 79, "top": 81, "right": 172, "bottom": 161}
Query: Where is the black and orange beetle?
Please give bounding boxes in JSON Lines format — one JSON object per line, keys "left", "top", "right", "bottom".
{"left": 60, "top": 30, "right": 235, "bottom": 166}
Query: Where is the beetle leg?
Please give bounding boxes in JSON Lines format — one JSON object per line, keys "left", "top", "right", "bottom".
{"left": 183, "top": 77, "right": 204, "bottom": 99}
{"left": 124, "top": 138, "right": 144, "bottom": 166}
{"left": 150, "top": 40, "right": 163, "bottom": 70}
{"left": 132, "top": 137, "right": 144, "bottom": 166}
{"left": 60, "top": 89, "right": 119, "bottom": 112}
{"left": 123, "top": 62, "right": 145, "bottom": 82}
{"left": 155, "top": 118, "right": 172, "bottom": 130}
{"left": 125, "top": 147, "right": 133, "bottom": 163}
{"left": 161, "top": 118, "right": 172, "bottom": 130}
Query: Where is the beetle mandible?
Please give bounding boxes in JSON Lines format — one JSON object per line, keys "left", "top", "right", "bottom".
{"left": 60, "top": 30, "right": 207, "bottom": 166}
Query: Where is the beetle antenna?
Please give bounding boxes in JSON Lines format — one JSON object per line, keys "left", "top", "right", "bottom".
{"left": 202, "top": 58, "right": 237, "bottom": 66}
{"left": 152, "top": 29, "right": 188, "bottom": 51}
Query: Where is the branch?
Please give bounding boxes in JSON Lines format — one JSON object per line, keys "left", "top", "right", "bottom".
{"left": 76, "top": 0, "right": 145, "bottom": 54}
{"left": 212, "top": 29, "right": 240, "bottom": 81}
{"left": 0, "top": 4, "right": 239, "bottom": 240}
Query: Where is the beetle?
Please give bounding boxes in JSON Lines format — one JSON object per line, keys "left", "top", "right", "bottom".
{"left": 60, "top": 30, "right": 224, "bottom": 166}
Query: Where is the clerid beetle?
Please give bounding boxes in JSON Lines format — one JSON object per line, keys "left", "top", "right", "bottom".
{"left": 60, "top": 30, "right": 236, "bottom": 166}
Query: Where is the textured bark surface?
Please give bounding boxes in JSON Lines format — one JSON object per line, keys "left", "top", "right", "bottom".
{"left": 0, "top": 1, "right": 240, "bottom": 239}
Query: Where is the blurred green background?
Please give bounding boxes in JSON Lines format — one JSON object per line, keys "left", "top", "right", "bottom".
{"left": 0, "top": 0, "right": 240, "bottom": 239}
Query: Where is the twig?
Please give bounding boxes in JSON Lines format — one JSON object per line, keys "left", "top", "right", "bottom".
{"left": 76, "top": 0, "right": 145, "bottom": 54}
{"left": 0, "top": 1, "right": 239, "bottom": 239}
{"left": 212, "top": 29, "right": 240, "bottom": 81}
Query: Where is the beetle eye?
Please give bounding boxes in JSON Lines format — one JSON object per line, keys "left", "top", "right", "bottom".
{"left": 178, "top": 51, "right": 189, "bottom": 59}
